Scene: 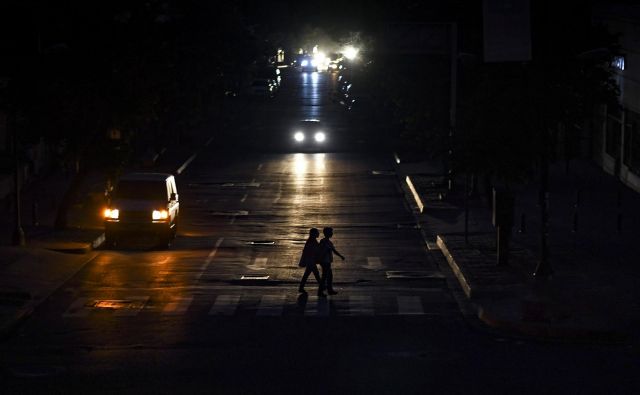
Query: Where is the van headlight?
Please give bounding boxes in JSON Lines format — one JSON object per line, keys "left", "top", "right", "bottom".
{"left": 314, "top": 132, "right": 326, "bottom": 142}
{"left": 294, "top": 132, "right": 305, "bottom": 142}
{"left": 152, "top": 210, "right": 169, "bottom": 220}
{"left": 104, "top": 208, "right": 119, "bottom": 220}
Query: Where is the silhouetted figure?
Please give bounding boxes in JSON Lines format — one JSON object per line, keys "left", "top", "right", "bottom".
{"left": 318, "top": 227, "right": 345, "bottom": 296}
{"left": 298, "top": 228, "right": 324, "bottom": 296}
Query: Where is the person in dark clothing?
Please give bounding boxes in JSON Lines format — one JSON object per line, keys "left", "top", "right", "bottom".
{"left": 298, "top": 228, "right": 324, "bottom": 296}
{"left": 318, "top": 227, "right": 345, "bottom": 296}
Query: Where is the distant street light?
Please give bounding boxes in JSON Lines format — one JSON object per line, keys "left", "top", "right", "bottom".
{"left": 343, "top": 46, "right": 360, "bottom": 61}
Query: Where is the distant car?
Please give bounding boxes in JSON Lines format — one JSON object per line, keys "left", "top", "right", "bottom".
{"left": 291, "top": 119, "right": 328, "bottom": 151}
{"left": 250, "top": 78, "right": 277, "bottom": 97}
{"left": 104, "top": 173, "right": 179, "bottom": 248}
{"left": 298, "top": 55, "right": 317, "bottom": 73}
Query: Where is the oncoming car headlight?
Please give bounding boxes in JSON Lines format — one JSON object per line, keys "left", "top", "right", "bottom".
{"left": 314, "top": 132, "right": 326, "bottom": 142}
{"left": 152, "top": 210, "right": 169, "bottom": 220}
{"left": 104, "top": 208, "right": 119, "bottom": 220}
{"left": 294, "top": 132, "right": 305, "bottom": 142}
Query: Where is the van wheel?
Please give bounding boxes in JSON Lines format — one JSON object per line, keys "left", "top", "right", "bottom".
{"left": 157, "top": 232, "right": 171, "bottom": 249}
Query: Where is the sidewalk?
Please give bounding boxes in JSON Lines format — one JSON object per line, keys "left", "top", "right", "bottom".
{"left": 397, "top": 154, "right": 640, "bottom": 343}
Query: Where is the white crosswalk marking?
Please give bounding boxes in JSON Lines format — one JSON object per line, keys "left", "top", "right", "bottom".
{"left": 247, "top": 257, "right": 268, "bottom": 270}
{"left": 114, "top": 296, "right": 150, "bottom": 317}
{"left": 257, "top": 294, "right": 286, "bottom": 316}
{"left": 162, "top": 296, "right": 194, "bottom": 315}
{"left": 365, "top": 257, "right": 384, "bottom": 270}
{"left": 209, "top": 295, "right": 240, "bottom": 315}
{"left": 304, "top": 296, "right": 330, "bottom": 316}
{"left": 63, "top": 297, "right": 90, "bottom": 317}
{"left": 397, "top": 296, "right": 424, "bottom": 315}
{"left": 348, "top": 295, "right": 374, "bottom": 315}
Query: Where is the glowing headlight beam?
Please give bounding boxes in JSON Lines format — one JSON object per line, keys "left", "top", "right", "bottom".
{"left": 294, "top": 132, "right": 305, "bottom": 142}
{"left": 314, "top": 132, "right": 326, "bottom": 142}
{"left": 104, "top": 208, "right": 119, "bottom": 219}
{"left": 152, "top": 210, "right": 169, "bottom": 220}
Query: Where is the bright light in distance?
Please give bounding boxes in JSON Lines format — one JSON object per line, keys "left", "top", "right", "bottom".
{"left": 152, "top": 210, "right": 169, "bottom": 220}
{"left": 314, "top": 132, "right": 326, "bottom": 142}
{"left": 301, "top": 60, "right": 309, "bottom": 67}
{"left": 311, "top": 59, "right": 317, "bottom": 67}
{"left": 343, "top": 46, "right": 359, "bottom": 60}
{"left": 104, "top": 208, "right": 119, "bottom": 219}
{"left": 294, "top": 131, "right": 305, "bottom": 142}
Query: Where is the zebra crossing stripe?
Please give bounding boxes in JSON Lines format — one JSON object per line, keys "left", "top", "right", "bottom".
{"left": 256, "top": 294, "right": 286, "bottom": 316}
{"left": 63, "top": 297, "right": 90, "bottom": 317}
{"left": 304, "top": 296, "right": 330, "bottom": 317}
{"left": 162, "top": 296, "right": 194, "bottom": 315}
{"left": 114, "top": 296, "right": 150, "bottom": 317}
{"left": 209, "top": 295, "right": 240, "bottom": 315}
{"left": 397, "top": 296, "right": 424, "bottom": 315}
{"left": 348, "top": 295, "right": 374, "bottom": 315}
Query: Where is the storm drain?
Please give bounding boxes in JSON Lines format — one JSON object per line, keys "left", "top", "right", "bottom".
{"left": 247, "top": 240, "right": 276, "bottom": 246}
{"left": 209, "top": 210, "right": 249, "bottom": 216}
{"left": 371, "top": 170, "right": 396, "bottom": 176}
{"left": 385, "top": 271, "right": 446, "bottom": 285}
{"left": 240, "top": 275, "right": 270, "bottom": 281}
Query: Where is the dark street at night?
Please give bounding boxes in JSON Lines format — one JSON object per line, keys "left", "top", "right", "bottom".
{"left": 0, "top": 1, "right": 639, "bottom": 394}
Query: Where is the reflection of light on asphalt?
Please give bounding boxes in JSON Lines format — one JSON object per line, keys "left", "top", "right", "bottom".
{"left": 311, "top": 72, "right": 319, "bottom": 83}
{"left": 293, "top": 153, "right": 308, "bottom": 176}
{"left": 313, "top": 153, "right": 325, "bottom": 173}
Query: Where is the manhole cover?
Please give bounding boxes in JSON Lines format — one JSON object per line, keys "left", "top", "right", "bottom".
{"left": 92, "top": 300, "right": 145, "bottom": 310}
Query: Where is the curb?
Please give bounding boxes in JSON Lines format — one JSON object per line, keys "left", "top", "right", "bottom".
{"left": 436, "top": 235, "right": 472, "bottom": 298}
{"left": 42, "top": 232, "right": 105, "bottom": 254}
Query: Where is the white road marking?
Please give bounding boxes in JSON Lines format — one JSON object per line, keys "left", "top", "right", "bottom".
{"left": 63, "top": 297, "right": 91, "bottom": 317}
{"left": 114, "top": 296, "right": 150, "bottom": 317}
{"left": 162, "top": 296, "right": 194, "bottom": 315}
{"left": 240, "top": 193, "right": 248, "bottom": 203}
{"left": 304, "top": 296, "right": 330, "bottom": 316}
{"left": 365, "top": 257, "right": 384, "bottom": 271}
{"left": 209, "top": 295, "right": 240, "bottom": 315}
{"left": 397, "top": 296, "right": 424, "bottom": 315}
{"left": 348, "top": 295, "right": 374, "bottom": 316}
{"left": 256, "top": 294, "right": 286, "bottom": 316}
{"left": 247, "top": 257, "right": 268, "bottom": 271}
{"left": 197, "top": 237, "right": 224, "bottom": 280}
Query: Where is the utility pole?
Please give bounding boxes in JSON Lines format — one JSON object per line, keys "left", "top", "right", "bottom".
{"left": 10, "top": 100, "right": 25, "bottom": 246}
{"left": 448, "top": 23, "right": 458, "bottom": 191}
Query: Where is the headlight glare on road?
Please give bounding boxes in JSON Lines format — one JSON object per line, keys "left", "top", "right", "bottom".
{"left": 152, "top": 210, "right": 169, "bottom": 220}
{"left": 104, "top": 208, "right": 119, "bottom": 220}
{"left": 314, "top": 132, "right": 326, "bottom": 142}
{"left": 294, "top": 132, "right": 305, "bottom": 142}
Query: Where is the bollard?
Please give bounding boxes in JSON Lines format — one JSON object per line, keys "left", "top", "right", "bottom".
{"left": 32, "top": 200, "right": 39, "bottom": 227}
{"left": 518, "top": 213, "right": 526, "bottom": 233}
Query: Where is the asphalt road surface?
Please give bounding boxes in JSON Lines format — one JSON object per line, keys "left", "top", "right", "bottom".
{"left": 1, "top": 69, "right": 638, "bottom": 394}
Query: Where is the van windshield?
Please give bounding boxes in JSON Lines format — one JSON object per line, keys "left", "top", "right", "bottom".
{"left": 115, "top": 180, "right": 166, "bottom": 201}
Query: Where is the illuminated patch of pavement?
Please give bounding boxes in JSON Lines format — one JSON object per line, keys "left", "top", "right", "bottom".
{"left": 208, "top": 210, "right": 249, "bottom": 216}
